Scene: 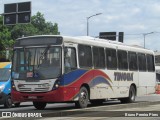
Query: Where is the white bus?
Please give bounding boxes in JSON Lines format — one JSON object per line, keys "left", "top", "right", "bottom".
{"left": 11, "top": 35, "right": 156, "bottom": 109}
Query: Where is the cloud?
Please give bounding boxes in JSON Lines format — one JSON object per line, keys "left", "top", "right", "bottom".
{"left": 1, "top": 0, "right": 160, "bottom": 50}
{"left": 119, "top": 24, "right": 146, "bottom": 31}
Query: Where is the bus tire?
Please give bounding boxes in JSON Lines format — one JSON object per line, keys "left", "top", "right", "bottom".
{"left": 33, "top": 102, "right": 47, "bottom": 110}
{"left": 120, "top": 85, "right": 136, "bottom": 103}
{"left": 75, "top": 87, "right": 89, "bottom": 108}
{"left": 4, "top": 95, "right": 12, "bottom": 108}
{"left": 14, "top": 102, "right": 20, "bottom": 107}
{"left": 90, "top": 99, "right": 105, "bottom": 105}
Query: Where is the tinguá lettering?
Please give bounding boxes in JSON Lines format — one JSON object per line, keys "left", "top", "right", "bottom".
{"left": 114, "top": 72, "right": 133, "bottom": 81}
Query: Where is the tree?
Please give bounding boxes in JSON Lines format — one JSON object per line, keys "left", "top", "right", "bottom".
{"left": 31, "top": 12, "right": 60, "bottom": 35}
{"left": 0, "top": 16, "right": 14, "bottom": 61}
{"left": 52, "top": 23, "right": 60, "bottom": 35}
{"left": 11, "top": 24, "right": 38, "bottom": 40}
{"left": 31, "top": 12, "right": 46, "bottom": 33}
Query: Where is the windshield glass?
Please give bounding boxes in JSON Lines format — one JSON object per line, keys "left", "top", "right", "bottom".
{"left": 12, "top": 46, "right": 61, "bottom": 80}
{"left": 0, "top": 68, "right": 10, "bottom": 81}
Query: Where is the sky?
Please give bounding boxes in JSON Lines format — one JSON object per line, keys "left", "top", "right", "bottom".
{"left": 1, "top": 0, "right": 160, "bottom": 51}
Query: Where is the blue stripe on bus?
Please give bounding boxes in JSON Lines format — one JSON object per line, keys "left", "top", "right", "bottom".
{"left": 62, "top": 69, "right": 88, "bottom": 85}
{"left": 89, "top": 76, "right": 111, "bottom": 88}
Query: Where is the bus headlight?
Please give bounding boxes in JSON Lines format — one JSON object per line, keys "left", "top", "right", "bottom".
{"left": 0, "top": 84, "right": 5, "bottom": 93}
{"left": 11, "top": 81, "right": 17, "bottom": 91}
{"left": 53, "top": 80, "right": 60, "bottom": 90}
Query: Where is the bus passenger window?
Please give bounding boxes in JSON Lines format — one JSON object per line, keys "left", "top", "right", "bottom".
{"left": 146, "top": 54, "right": 155, "bottom": 72}
{"left": 106, "top": 48, "right": 117, "bottom": 69}
{"left": 64, "top": 47, "right": 77, "bottom": 73}
{"left": 118, "top": 50, "right": 128, "bottom": 70}
{"left": 78, "top": 45, "right": 92, "bottom": 68}
{"left": 93, "top": 47, "right": 105, "bottom": 69}
{"left": 128, "top": 52, "right": 138, "bottom": 71}
{"left": 138, "top": 53, "right": 146, "bottom": 71}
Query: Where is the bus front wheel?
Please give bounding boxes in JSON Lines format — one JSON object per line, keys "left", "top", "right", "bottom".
{"left": 75, "top": 87, "right": 89, "bottom": 108}
{"left": 4, "top": 95, "right": 12, "bottom": 108}
{"left": 33, "top": 102, "right": 47, "bottom": 110}
{"left": 14, "top": 102, "right": 20, "bottom": 107}
{"left": 90, "top": 99, "right": 105, "bottom": 105}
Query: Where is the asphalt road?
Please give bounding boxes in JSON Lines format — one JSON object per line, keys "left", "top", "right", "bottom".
{"left": 1, "top": 94, "right": 160, "bottom": 111}
{"left": 0, "top": 94, "right": 160, "bottom": 119}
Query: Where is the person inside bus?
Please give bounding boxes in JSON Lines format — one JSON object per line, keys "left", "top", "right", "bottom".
{"left": 64, "top": 47, "right": 77, "bottom": 73}
{"left": 64, "top": 48, "right": 71, "bottom": 73}
{"left": 64, "top": 58, "right": 71, "bottom": 73}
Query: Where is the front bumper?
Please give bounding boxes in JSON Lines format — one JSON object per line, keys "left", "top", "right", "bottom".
{"left": 11, "top": 88, "right": 64, "bottom": 102}
{"left": 11, "top": 87, "right": 78, "bottom": 103}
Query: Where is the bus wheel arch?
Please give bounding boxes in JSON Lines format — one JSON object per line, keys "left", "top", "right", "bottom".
{"left": 75, "top": 84, "right": 90, "bottom": 108}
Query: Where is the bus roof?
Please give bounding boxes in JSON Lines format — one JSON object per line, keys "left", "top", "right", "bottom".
{"left": 16, "top": 35, "right": 154, "bottom": 55}
{"left": 63, "top": 36, "right": 154, "bottom": 55}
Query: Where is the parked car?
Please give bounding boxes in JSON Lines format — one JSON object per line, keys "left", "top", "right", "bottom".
{"left": 0, "top": 62, "right": 20, "bottom": 108}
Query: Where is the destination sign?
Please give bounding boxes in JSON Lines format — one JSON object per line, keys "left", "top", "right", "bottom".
{"left": 15, "top": 37, "right": 63, "bottom": 46}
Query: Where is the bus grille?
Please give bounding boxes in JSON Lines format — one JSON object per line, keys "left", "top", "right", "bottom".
{"left": 18, "top": 88, "right": 31, "bottom": 92}
{"left": 18, "top": 86, "right": 50, "bottom": 92}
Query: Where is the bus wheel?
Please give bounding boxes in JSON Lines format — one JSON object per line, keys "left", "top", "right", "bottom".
{"left": 75, "top": 87, "right": 89, "bottom": 108}
{"left": 33, "top": 102, "right": 47, "bottom": 110}
{"left": 14, "top": 102, "right": 20, "bottom": 107}
{"left": 120, "top": 85, "right": 136, "bottom": 103}
{"left": 90, "top": 99, "right": 105, "bottom": 105}
{"left": 128, "top": 85, "right": 136, "bottom": 102}
{"left": 4, "top": 95, "right": 12, "bottom": 108}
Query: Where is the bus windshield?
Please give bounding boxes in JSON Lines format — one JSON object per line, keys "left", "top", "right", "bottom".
{"left": 0, "top": 68, "right": 11, "bottom": 81}
{"left": 12, "top": 46, "right": 61, "bottom": 80}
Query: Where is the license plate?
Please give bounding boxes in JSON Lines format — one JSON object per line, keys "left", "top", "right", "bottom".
{"left": 28, "top": 96, "right": 37, "bottom": 99}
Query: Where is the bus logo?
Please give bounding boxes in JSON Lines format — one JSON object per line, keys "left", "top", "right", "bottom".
{"left": 114, "top": 72, "right": 133, "bottom": 81}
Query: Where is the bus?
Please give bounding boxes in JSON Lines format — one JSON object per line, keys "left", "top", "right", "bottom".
{"left": 11, "top": 35, "right": 156, "bottom": 109}
{"left": 0, "top": 62, "right": 20, "bottom": 108}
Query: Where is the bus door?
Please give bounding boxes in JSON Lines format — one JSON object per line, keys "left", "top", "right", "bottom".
{"left": 63, "top": 44, "right": 78, "bottom": 100}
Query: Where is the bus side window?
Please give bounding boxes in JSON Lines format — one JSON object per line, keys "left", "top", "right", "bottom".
{"left": 117, "top": 50, "right": 128, "bottom": 70}
{"left": 64, "top": 47, "right": 77, "bottom": 73}
{"left": 146, "top": 54, "right": 155, "bottom": 72}
{"left": 93, "top": 47, "right": 105, "bottom": 69}
{"left": 106, "top": 48, "right": 117, "bottom": 69}
{"left": 128, "top": 52, "right": 138, "bottom": 71}
{"left": 138, "top": 53, "right": 146, "bottom": 71}
{"left": 78, "top": 45, "right": 92, "bottom": 68}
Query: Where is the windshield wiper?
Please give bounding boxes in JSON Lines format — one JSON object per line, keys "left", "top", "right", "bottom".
{"left": 37, "top": 45, "right": 50, "bottom": 68}
{"left": 33, "top": 48, "right": 37, "bottom": 73}
{"left": 39, "top": 45, "right": 50, "bottom": 60}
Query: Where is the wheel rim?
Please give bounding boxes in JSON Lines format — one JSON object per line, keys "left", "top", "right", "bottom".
{"left": 130, "top": 89, "right": 135, "bottom": 101}
{"left": 80, "top": 90, "right": 87, "bottom": 105}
